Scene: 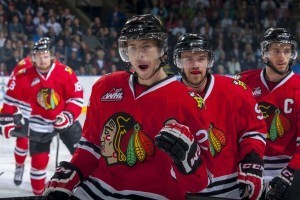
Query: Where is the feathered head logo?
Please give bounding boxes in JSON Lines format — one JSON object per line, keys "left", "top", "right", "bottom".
{"left": 259, "top": 102, "right": 291, "bottom": 141}
{"left": 100, "top": 112, "right": 154, "bottom": 166}
{"left": 37, "top": 88, "right": 60, "bottom": 110}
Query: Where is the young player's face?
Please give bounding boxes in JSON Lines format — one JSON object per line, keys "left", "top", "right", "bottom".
{"left": 181, "top": 51, "right": 209, "bottom": 85}
{"left": 127, "top": 39, "right": 162, "bottom": 80}
{"left": 266, "top": 43, "right": 293, "bottom": 73}
{"left": 34, "top": 51, "right": 52, "bottom": 72}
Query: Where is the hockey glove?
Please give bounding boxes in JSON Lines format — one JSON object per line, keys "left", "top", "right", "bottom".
{"left": 0, "top": 113, "right": 18, "bottom": 138}
{"left": 43, "top": 161, "right": 83, "bottom": 199}
{"left": 237, "top": 151, "right": 264, "bottom": 200}
{"left": 265, "top": 166, "right": 295, "bottom": 200}
{"left": 53, "top": 111, "right": 73, "bottom": 133}
{"left": 155, "top": 122, "right": 202, "bottom": 174}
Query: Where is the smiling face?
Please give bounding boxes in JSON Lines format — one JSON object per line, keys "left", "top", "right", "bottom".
{"left": 181, "top": 51, "right": 209, "bottom": 86}
{"left": 266, "top": 43, "right": 293, "bottom": 73}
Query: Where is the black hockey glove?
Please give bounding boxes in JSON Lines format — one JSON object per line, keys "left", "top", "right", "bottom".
{"left": 155, "top": 123, "right": 202, "bottom": 174}
{"left": 237, "top": 151, "right": 264, "bottom": 200}
{"left": 265, "top": 166, "right": 295, "bottom": 200}
{"left": 43, "top": 161, "right": 83, "bottom": 199}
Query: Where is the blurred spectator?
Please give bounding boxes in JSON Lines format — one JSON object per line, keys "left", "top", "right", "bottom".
{"left": 107, "top": 5, "right": 126, "bottom": 32}
{"left": 200, "top": 21, "right": 213, "bottom": 39}
{"left": 71, "top": 18, "right": 83, "bottom": 36}
{"left": 8, "top": 15, "right": 24, "bottom": 41}
{"left": 0, "top": 14, "right": 8, "bottom": 34}
{"left": 241, "top": 52, "right": 257, "bottom": 71}
{"left": 227, "top": 56, "right": 241, "bottom": 75}
{"left": 61, "top": 8, "right": 74, "bottom": 24}
{"left": 151, "top": 0, "right": 168, "bottom": 19}
{"left": 2, "top": 39, "right": 14, "bottom": 63}
{"left": 32, "top": 9, "right": 43, "bottom": 26}
{"left": 82, "top": 52, "right": 94, "bottom": 74}
{"left": 263, "top": 12, "right": 277, "bottom": 29}
{"left": 0, "top": 62, "right": 8, "bottom": 76}
{"left": 6, "top": 2, "right": 21, "bottom": 22}
{"left": 47, "top": 16, "right": 62, "bottom": 36}
{"left": 215, "top": 64, "right": 227, "bottom": 75}
{"left": 0, "top": 31, "right": 6, "bottom": 48}
{"left": 106, "top": 48, "right": 122, "bottom": 67}
{"left": 193, "top": 10, "right": 207, "bottom": 30}
{"left": 6, "top": 50, "right": 22, "bottom": 74}
{"left": 77, "top": 66, "right": 88, "bottom": 76}
{"left": 82, "top": 28, "right": 102, "bottom": 50}
{"left": 171, "top": 19, "right": 186, "bottom": 37}
{"left": 67, "top": 50, "right": 82, "bottom": 73}
{"left": 31, "top": 27, "right": 44, "bottom": 43}
{"left": 55, "top": 39, "right": 68, "bottom": 61}
{"left": 23, "top": 14, "right": 36, "bottom": 40}
{"left": 0, "top": 4, "right": 5, "bottom": 16}
{"left": 292, "top": 59, "right": 300, "bottom": 75}
{"left": 165, "top": 10, "right": 178, "bottom": 32}
{"left": 93, "top": 49, "right": 107, "bottom": 74}
{"left": 45, "top": 26, "right": 58, "bottom": 43}
{"left": 90, "top": 17, "right": 102, "bottom": 36}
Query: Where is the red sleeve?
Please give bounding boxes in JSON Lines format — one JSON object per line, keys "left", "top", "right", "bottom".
{"left": 236, "top": 83, "right": 267, "bottom": 160}
{"left": 62, "top": 65, "right": 83, "bottom": 121}
{"left": 2, "top": 73, "right": 27, "bottom": 113}
{"left": 1, "top": 103, "right": 17, "bottom": 114}
{"left": 288, "top": 89, "right": 300, "bottom": 170}
{"left": 70, "top": 80, "right": 101, "bottom": 178}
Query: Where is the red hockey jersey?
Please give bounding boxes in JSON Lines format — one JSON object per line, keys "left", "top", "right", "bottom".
{"left": 194, "top": 74, "right": 266, "bottom": 199}
{"left": 3, "top": 61, "right": 83, "bottom": 132}
{"left": 70, "top": 71, "right": 210, "bottom": 200}
{"left": 1, "top": 56, "right": 33, "bottom": 118}
{"left": 239, "top": 69, "right": 300, "bottom": 183}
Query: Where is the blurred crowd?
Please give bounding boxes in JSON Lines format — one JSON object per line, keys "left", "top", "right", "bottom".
{"left": 0, "top": 0, "right": 300, "bottom": 76}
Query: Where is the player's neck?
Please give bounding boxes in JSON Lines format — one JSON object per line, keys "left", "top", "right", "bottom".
{"left": 137, "top": 69, "right": 167, "bottom": 86}
{"left": 265, "top": 67, "right": 287, "bottom": 82}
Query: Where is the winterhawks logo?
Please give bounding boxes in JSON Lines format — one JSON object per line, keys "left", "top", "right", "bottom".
{"left": 252, "top": 87, "right": 261, "bottom": 97}
{"left": 101, "top": 88, "right": 123, "bottom": 101}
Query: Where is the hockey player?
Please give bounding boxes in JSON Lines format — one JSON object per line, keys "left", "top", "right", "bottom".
{"left": 238, "top": 28, "right": 300, "bottom": 200}
{"left": 4, "top": 55, "right": 32, "bottom": 186}
{"left": 43, "top": 14, "right": 210, "bottom": 200}
{"left": 173, "top": 33, "right": 267, "bottom": 200}
{"left": 0, "top": 38, "right": 83, "bottom": 195}
{"left": 0, "top": 38, "right": 61, "bottom": 187}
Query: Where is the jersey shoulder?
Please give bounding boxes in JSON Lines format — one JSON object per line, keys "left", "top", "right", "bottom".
{"left": 93, "top": 71, "right": 129, "bottom": 89}
{"left": 213, "top": 74, "right": 253, "bottom": 97}
{"left": 54, "top": 61, "right": 76, "bottom": 75}
{"left": 236, "top": 69, "right": 261, "bottom": 80}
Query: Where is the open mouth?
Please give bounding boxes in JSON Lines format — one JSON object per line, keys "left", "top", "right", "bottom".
{"left": 139, "top": 65, "right": 149, "bottom": 70}
{"left": 190, "top": 70, "right": 201, "bottom": 74}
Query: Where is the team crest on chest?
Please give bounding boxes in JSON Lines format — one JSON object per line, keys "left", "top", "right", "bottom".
{"left": 37, "top": 88, "right": 61, "bottom": 110}
{"left": 101, "top": 88, "right": 123, "bottom": 101}
{"left": 100, "top": 112, "right": 155, "bottom": 166}
{"left": 258, "top": 102, "right": 291, "bottom": 141}
{"left": 208, "top": 123, "right": 226, "bottom": 157}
